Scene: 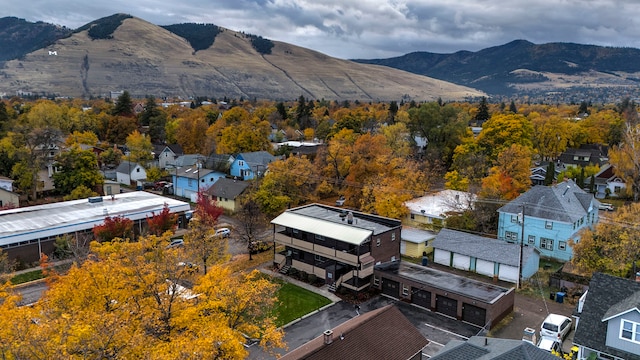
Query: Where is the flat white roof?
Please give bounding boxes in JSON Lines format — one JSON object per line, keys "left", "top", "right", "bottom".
{"left": 404, "top": 190, "right": 476, "bottom": 219}
{"left": 0, "top": 191, "right": 190, "bottom": 246}
{"left": 271, "top": 211, "right": 373, "bottom": 245}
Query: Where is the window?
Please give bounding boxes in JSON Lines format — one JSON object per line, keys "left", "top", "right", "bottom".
{"left": 410, "top": 213, "right": 415, "bottom": 219}
{"left": 558, "top": 241, "right": 567, "bottom": 251}
{"left": 541, "top": 237, "right": 554, "bottom": 250}
{"left": 528, "top": 235, "right": 535, "bottom": 244}
{"left": 238, "top": 160, "right": 244, "bottom": 166}
{"left": 373, "top": 276, "right": 380, "bottom": 286}
{"left": 621, "top": 320, "right": 640, "bottom": 343}
{"left": 505, "top": 231, "right": 518, "bottom": 241}
{"left": 188, "top": 179, "right": 194, "bottom": 187}
{"left": 391, "top": 232, "right": 396, "bottom": 241}
{"left": 545, "top": 221, "right": 553, "bottom": 229}
{"left": 136, "top": 168, "right": 140, "bottom": 172}
{"left": 402, "top": 285, "right": 409, "bottom": 296}
{"left": 376, "top": 238, "right": 381, "bottom": 247}
{"left": 511, "top": 215, "right": 518, "bottom": 223}
{"left": 315, "top": 234, "right": 325, "bottom": 241}
{"left": 314, "top": 254, "right": 326, "bottom": 262}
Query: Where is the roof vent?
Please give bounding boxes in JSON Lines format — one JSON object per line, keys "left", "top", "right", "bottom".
{"left": 88, "top": 196, "right": 103, "bottom": 203}
{"left": 323, "top": 330, "right": 333, "bottom": 345}
{"left": 347, "top": 212, "right": 354, "bottom": 224}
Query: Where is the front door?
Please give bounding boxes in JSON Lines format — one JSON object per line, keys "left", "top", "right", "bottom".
{"left": 326, "top": 264, "right": 335, "bottom": 285}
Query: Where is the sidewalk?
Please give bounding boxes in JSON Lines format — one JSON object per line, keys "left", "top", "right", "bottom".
{"left": 258, "top": 265, "right": 342, "bottom": 303}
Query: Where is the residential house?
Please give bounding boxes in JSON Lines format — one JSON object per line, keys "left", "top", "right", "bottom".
{"left": 400, "top": 226, "right": 436, "bottom": 257}
{"left": 280, "top": 305, "right": 428, "bottom": 360}
{"left": 573, "top": 272, "right": 640, "bottom": 360}
{"left": 431, "top": 336, "right": 558, "bottom": 360}
{"left": 530, "top": 162, "right": 559, "bottom": 186}
{"left": 587, "top": 163, "right": 626, "bottom": 199}
{"left": 432, "top": 229, "right": 540, "bottom": 284}
{"left": 374, "top": 261, "right": 514, "bottom": 329}
{"left": 116, "top": 161, "right": 147, "bottom": 186}
{"left": 0, "top": 188, "right": 19, "bottom": 208}
{"left": 173, "top": 154, "right": 206, "bottom": 168}
{"left": 230, "top": 151, "right": 277, "bottom": 180}
{"left": 497, "top": 179, "right": 599, "bottom": 262}
{"left": 206, "top": 153, "right": 234, "bottom": 173}
{"left": 558, "top": 144, "right": 608, "bottom": 168}
{"left": 152, "top": 144, "right": 183, "bottom": 169}
{"left": 271, "top": 204, "right": 402, "bottom": 293}
{"left": 206, "top": 177, "right": 250, "bottom": 213}
{"left": 404, "top": 190, "right": 476, "bottom": 229}
{"left": 0, "top": 176, "right": 14, "bottom": 192}
{"left": 172, "top": 166, "right": 224, "bottom": 202}
{"left": 274, "top": 141, "right": 325, "bottom": 160}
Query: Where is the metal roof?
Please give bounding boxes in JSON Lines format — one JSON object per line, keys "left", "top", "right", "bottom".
{"left": 271, "top": 211, "right": 374, "bottom": 245}
{"left": 0, "top": 191, "right": 190, "bottom": 246}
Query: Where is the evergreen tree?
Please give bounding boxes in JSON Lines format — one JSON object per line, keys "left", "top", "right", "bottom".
{"left": 474, "top": 97, "right": 490, "bottom": 124}
{"left": 578, "top": 100, "right": 590, "bottom": 115}
{"left": 388, "top": 101, "right": 399, "bottom": 124}
{"left": 577, "top": 167, "right": 585, "bottom": 189}
{"left": 589, "top": 174, "right": 596, "bottom": 193}
{"left": 275, "top": 102, "right": 288, "bottom": 121}
{"left": 112, "top": 91, "right": 134, "bottom": 117}
{"left": 509, "top": 100, "right": 518, "bottom": 114}
{"left": 0, "top": 101, "right": 9, "bottom": 137}
{"left": 544, "top": 162, "right": 555, "bottom": 185}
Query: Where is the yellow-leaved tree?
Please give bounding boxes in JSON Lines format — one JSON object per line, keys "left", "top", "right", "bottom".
{"left": 0, "top": 234, "right": 285, "bottom": 359}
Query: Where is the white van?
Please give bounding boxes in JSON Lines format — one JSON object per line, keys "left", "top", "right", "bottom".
{"left": 540, "top": 314, "right": 572, "bottom": 341}
{"left": 215, "top": 228, "right": 231, "bottom": 238}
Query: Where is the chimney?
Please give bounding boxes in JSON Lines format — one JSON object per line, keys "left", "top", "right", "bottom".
{"left": 323, "top": 330, "right": 333, "bottom": 345}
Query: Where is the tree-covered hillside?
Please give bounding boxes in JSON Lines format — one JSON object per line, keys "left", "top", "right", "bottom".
{"left": 74, "top": 13, "right": 132, "bottom": 40}
{"left": 0, "top": 17, "right": 71, "bottom": 62}
{"left": 161, "top": 23, "right": 221, "bottom": 52}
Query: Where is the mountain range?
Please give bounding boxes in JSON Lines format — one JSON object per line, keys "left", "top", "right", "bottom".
{"left": 0, "top": 14, "right": 481, "bottom": 101}
{"left": 1, "top": 14, "right": 639, "bottom": 102}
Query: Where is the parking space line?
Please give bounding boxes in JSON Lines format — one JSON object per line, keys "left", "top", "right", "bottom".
{"left": 423, "top": 323, "right": 469, "bottom": 340}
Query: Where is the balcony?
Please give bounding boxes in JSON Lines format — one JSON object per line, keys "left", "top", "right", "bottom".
{"left": 273, "top": 232, "right": 370, "bottom": 266}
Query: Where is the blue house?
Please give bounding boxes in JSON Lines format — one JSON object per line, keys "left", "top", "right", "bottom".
{"left": 230, "top": 151, "right": 277, "bottom": 180}
{"left": 497, "top": 179, "right": 600, "bottom": 262}
{"left": 172, "top": 166, "right": 225, "bottom": 202}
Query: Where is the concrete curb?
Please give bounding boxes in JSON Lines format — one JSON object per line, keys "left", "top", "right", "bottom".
{"left": 280, "top": 301, "right": 341, "bottom": 329}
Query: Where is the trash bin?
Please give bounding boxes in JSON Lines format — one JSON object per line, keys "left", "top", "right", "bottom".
{"left": 549, "top": 292, "right": 555, "bottom": 301}
{"left": 422, "top": 256, "right": 428, "bottom": 266}
{"left": 556, "top": 292, "right": 565, "bottom": 304}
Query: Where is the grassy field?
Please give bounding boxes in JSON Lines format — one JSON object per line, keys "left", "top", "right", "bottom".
{"left": 274, "top": 281, "right": 332, "bottom": 327}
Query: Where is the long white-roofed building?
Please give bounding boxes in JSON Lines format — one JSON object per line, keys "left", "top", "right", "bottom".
{"left": 0, "top": 191, "right": 190, "bottom": 264}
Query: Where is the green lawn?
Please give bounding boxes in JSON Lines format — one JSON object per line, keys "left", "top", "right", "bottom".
{"left": 274, "top": 282, "right": 332, "bottom": 327}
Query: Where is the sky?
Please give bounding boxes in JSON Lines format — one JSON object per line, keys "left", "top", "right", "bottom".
{"left": 5, "top": 0, "right": 640, "bottom": 59}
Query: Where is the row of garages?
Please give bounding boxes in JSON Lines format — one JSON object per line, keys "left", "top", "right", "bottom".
{"left": 374, "top": 261, "right": 515, "bottom": 329}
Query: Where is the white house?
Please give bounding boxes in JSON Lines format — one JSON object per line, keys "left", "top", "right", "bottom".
{"left": 116, "top": 161, "right": 147, "bottom": 185}
{"left": 404, "top": 190, "right": 476, "bottom": 229}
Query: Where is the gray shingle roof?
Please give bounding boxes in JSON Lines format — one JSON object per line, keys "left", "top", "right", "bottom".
{"left": 497, "top": 179, "right": 593, "bottom": 223}
{"left": 237, "top": 151, "right": 276, "bottom": 168}
{"left": 115, "top": 160, "right": 140, "bottom": 174}
{"left": 431, "top": 336, "right": 558, "bottom": 360}
{"left": 206, "top": 178, "right": 249, "bottom": 199}
{"left": 573, "top": 273, "right": 640, "bottom": 360}
{"left": 432, "top": 229, "right": 538, "bottom": 267}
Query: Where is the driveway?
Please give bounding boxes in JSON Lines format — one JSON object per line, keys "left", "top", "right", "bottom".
{"left": 491, "top": 290, "right": 577, "bottom": 353}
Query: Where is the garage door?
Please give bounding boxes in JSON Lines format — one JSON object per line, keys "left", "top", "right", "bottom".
{"left": 434, "top": 249, "right": 451, "bottom": 266}
{"left": 476, "top": 259, "right": 495, "bottom": 278}
{"left": 400, "top": 241, "right": 406, "bottom": 255}
{"left": 452, "top": 253, "right": 471, "bottom": 270}
{"left": 462, "top": 303, "right": 487, "bottom": 327}
{"left": 436, "top": 295, "right": 457, "bottom": 318}
{"left": 413, "top": 289, "right": 431, "bottom": 309}
{"left": 498, "top": 264, "right": 519, "bottom": 283}
{"left": 382, "top": 278, "right": 400, "bottom": 298}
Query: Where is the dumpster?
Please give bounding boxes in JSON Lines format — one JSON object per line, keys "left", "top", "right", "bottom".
{"left": 556, "top": 292, "right": 565, "bottom": 304}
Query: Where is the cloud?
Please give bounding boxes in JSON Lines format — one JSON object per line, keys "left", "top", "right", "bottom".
{"left": 6, "top": 0, "right": 640, "bottom": 59}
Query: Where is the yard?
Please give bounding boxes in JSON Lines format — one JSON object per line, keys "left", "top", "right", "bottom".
{"left": 274, "top": 281, "right": 332, "bottom": 327}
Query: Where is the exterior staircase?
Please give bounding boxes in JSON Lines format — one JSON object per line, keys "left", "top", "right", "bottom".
{"left": 328, "top": 283, "right": 337, "bottom": 292}
{"left": 279, "top": 265, "right": 291, "bottom": 275}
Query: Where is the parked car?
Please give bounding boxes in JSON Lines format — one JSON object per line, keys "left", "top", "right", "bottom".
{"left": 537, "top": 336, "right": 563, "bottom": 354}
{"left": 215, "top": 228, "right": 231, "bottom": 238}
{"left": 335, "top": 196, "right": 346, "bottom": 206}
{"left": 177, "top": 261, "right": 199, "bottom": 274}
{"left": 598, "top": 202, "right": 614, "bottom": 211}
{"left": 166, "top": 239, "right": 184, "bottom": 249}
{"left": 540, "top": 314, "right": 572, "bottom": 341}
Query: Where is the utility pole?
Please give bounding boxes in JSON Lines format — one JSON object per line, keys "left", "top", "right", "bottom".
{"left": 518, "top": 203, "right": 526, "bottom": 289}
